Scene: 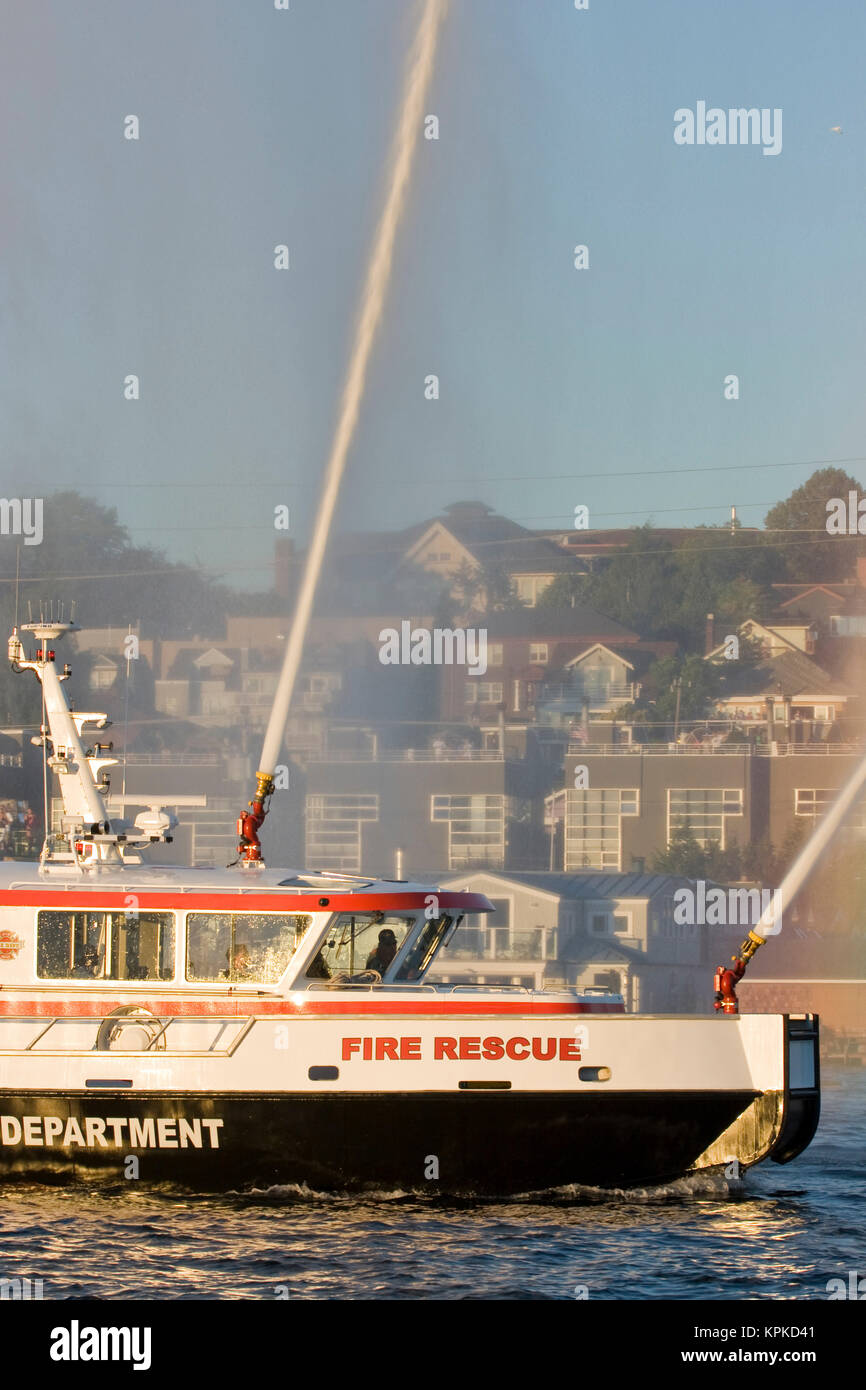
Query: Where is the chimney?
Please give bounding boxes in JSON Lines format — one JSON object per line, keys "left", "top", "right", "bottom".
{"left": 704, "top": 613, "right": 715, "bottom": 655}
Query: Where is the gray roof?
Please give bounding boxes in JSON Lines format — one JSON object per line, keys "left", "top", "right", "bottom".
{"left": 443, "top": 870, "right": 690, "bottom": 900}
{"left": 715, "top": 649, "right": 859, "bottom": 700}
{"left": 559, "top": 939, "right": 646, "bottom": 965}
{"left": 420, "top": 504, "right": 582, "bottom": 576}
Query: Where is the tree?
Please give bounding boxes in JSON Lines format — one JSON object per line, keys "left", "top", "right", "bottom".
{"left": 764, "top": 467, "right": 866, "bottom": 581}
{"left": 537, "top": 524, "right": 783, "bottom": 649}
{"left": 643, "top": 653, "right": 722, "bottom": 723}
{"left": 535, "top": 572, "right": 589, "bottom": 609}
{"left": 0, "top": 490, "right": 231, "bottom": 724}
{"left": 652, "top": 825, "right": 713, "bottom": 878}
{"left": 451, "top": 560, "right": 521, "bottom": 614}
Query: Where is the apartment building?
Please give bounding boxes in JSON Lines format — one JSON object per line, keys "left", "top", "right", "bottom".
{"left": 559, "top": 738, "right": 866, "bottom": 873}
{"left": 302, "top": 734, "right": 547, "bottom": 880}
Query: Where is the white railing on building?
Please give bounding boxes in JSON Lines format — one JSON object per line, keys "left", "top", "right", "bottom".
{"left": 309, "top": 748, "right": 504, "bottom": 762}
{"left": 543, "top": 683, "right": 636, "bottom": 703}
{"left": 566, "top": 741, "right": 863, "bottom": 757}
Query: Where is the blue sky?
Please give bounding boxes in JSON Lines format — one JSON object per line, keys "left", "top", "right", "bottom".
{"left": 1, "top": 0, "right": 865, "bottom": 587}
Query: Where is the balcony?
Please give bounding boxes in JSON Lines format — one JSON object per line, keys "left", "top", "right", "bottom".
{"left": 544, "top": 682, "right": 636, "bottom": 704}
{"left": 443, "top": 928, "right": 546, "bottom": 961}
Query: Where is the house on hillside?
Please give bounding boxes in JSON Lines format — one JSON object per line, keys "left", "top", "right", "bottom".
{"left": 429, "top": 868, "right": 709, "bottom": 1011}
{"left": 436, "top": 607, "right": 668, "bottom": 724}
{"left": 537, "top": 641, "right": 675, "bottom": 724}
{"left": 707, "top": 647, "right": 859, "bottom": 729}
{"left": 401, "top": 500, "right": 585, "bottom": 607}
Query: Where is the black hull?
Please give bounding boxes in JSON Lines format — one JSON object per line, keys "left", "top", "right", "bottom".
{"left": 0, "top": 1089, "right": 764, "bottom": 1192}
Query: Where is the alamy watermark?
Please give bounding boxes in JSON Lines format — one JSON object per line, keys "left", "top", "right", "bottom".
{"left": 0, "top": 498, "right": 42, "bottom": 546}
{"left": 674, "top": 881, "right": 782, "bottom": 935}
{"left": 0, "top": 1275, "right": 43, "bottom": 1299}
{"left": 378, "top": 623, "right": 487, "bottom": 676}
{"left": 674, "top": 103, "right": 782, "bottom": 157}
{"left": 826, "top": 1270, "right": 866, "bottom": 1299}
{"left": 826, "top": 492, "right": 866, "bottom": 534}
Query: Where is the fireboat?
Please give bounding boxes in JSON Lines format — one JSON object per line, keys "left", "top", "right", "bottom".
{"left": 0, "top": 617, "right": 820, "bottom": 1192}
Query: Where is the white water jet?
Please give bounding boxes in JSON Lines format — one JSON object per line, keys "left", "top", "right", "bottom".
{"left": 258, "top": 0, "right": 450, "bottom": 778}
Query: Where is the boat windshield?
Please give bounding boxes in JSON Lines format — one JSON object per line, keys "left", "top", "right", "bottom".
{"left": 306, "top": 912, "right": 413, "bottom": 981}
{"left": 394, "top": 913, "right": 458, "bottom": 981}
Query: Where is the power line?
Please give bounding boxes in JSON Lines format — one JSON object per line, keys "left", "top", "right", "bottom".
{"left": 26, "top": 453, "right": 866, "bottom": 491}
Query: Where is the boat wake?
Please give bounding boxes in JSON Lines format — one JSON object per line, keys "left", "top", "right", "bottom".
{"left": 225, "top": 1169, "right": 746, "bottom": 1207}
{"left": 525, "top": 1170, "right": 746, "bottom": 1204}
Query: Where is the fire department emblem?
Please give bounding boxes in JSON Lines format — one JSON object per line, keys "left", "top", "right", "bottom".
{"left": 0, "top": 931, "right": 24, "bottom": 961}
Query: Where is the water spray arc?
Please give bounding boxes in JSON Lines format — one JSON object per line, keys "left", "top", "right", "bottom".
{"left": 714, "top": 748, "right": 866, "bottom": 1011}
{"left": 237, "top": 0, "right": 450, "bottom": 863}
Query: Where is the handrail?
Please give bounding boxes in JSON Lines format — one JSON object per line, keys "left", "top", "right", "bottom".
{"left": 1, "top": 1013, "right": 257, "bottom": 1057}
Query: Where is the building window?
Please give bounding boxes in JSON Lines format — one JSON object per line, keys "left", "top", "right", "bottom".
{"left": 795, "top": 788, "right": 866, "bottom": 832}
{"left": 590, "top": 914, "right": 608, "bottom": 935}
{"left": 431, "top": 794, "right": 505, "bottom": 868}
{"left": 514, "top": 576, "right": 554, "bottom": 607}
{"left": 90, "top": 665, "right": 117, "bottom": 690}
{"left": 565, "top": 789, "right": 639, "bottom": 871}
{"left": 464, "top": 682, "right": 504, "bottom": 704}
{"left": 668, "top": 788, "right": 743, "bottom": 849}
{"left": 831, "top": 615, "right": 866, "bottom": 636}
{"left": 306, "top": 794, "right": 379, "bottom": 872}
{"left": 529, "top": 643, "right": 549, "bottom": 665}
{"left": 487, "top": 643, "right": 503, "bottom": 667}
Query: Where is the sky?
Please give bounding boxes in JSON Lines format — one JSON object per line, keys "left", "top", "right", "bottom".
{"left": 1, "top": 0, "right": 865, "bottom": 589}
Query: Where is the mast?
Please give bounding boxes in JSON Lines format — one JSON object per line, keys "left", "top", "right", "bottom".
{"left": 8, "top": 619, "right": 183, "bottom": 867}
{"left": 9, "top": 621, "right": 118, "bottom": 863}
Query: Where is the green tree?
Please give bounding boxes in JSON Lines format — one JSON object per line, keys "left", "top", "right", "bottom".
{"left": 535, "top": 572, "right": 590, "bottom": 609}
{"left": 0, "top": 491, "right": 231, "bottom": 723}
{"left": 764, "top": 467, "right": 866, "bottom": 581}
{"left": 651, "top": 825, "right": 712, "bottom": 877}
{"left": 644, "top": 652, "right": 722, "bottom": 723}
{"left": 451, "top": 560, "right": 521, "bottom": 614}
{"left": 537, "top": 524, "right": 784, "bottom": 649}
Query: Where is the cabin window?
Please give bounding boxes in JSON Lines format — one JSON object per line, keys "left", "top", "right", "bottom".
{"left": 36, "top": 910, "right": 175, "bottom": 981}
{"left": 185, "top": 913, "right": 312, "bottom": 984}
{"left": 306, "top": 913, "right": 412, "bottom": 982}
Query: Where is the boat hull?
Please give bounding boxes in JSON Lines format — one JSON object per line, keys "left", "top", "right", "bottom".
{"left": 0, "top": 1084, "right": 806, "bottom": 1192}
